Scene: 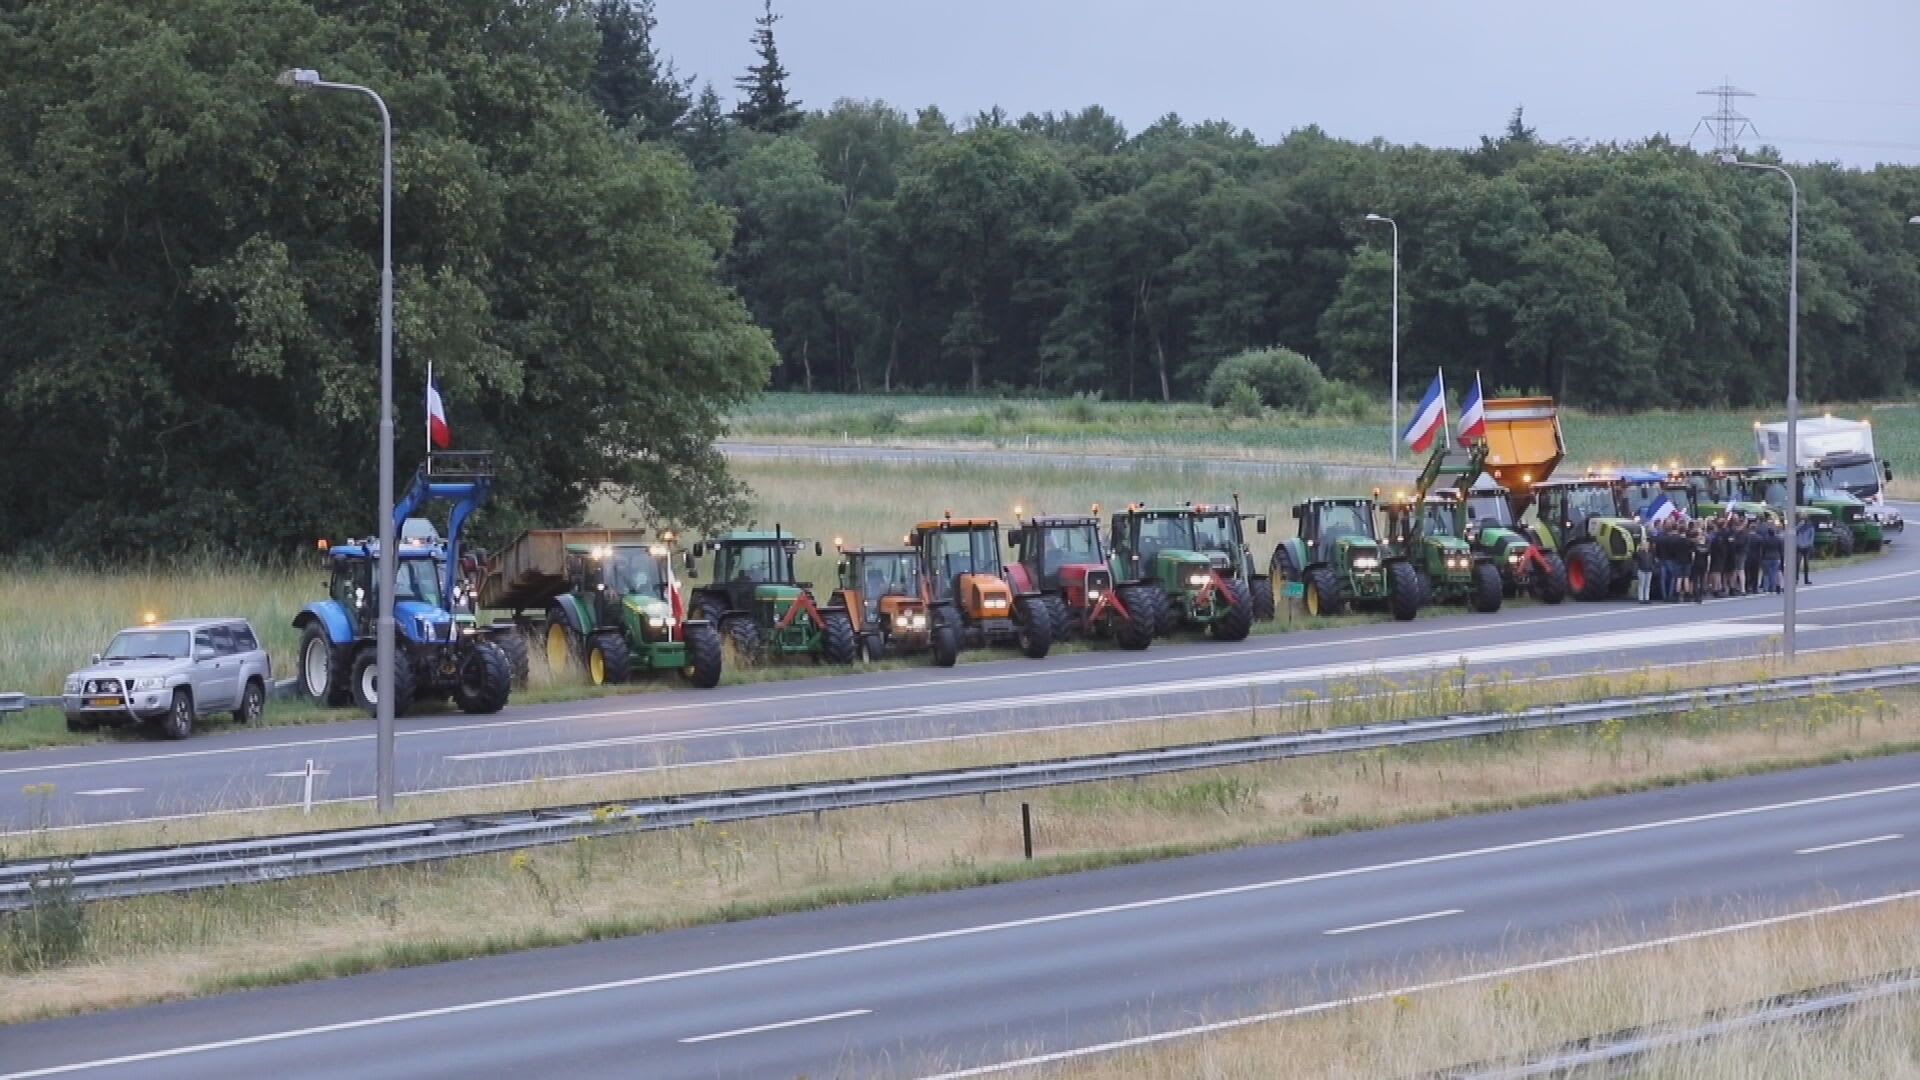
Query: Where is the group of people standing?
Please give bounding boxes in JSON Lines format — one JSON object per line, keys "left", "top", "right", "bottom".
{"left": 1632, "top": 512, "right": 1817, "bottom": 604}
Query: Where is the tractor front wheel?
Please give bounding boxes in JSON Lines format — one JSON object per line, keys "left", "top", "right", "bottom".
{"left": 859, "top": 630, "right": 886, "bottom": 664}
{"left": 719, "top": 615, "right": 762, "bottom": 664}
{"left": 1013, "top": 597, "right": 1052, "bottom": 659}
{"left": 299, "top": 623, "right": 349, "bottom": 706}
{"left": 1250, "top": 577, "right": 1276, "bottom": 621}
{"left": 1044, "top": 594, "right": 1074, "bottom": 644}
{"left": 1114, "top": 585, "right": 1160, "bottom": 650}
{"left": 683, "top": 623, "right": 724, "bottom": 688}
{"left": 1532, "top": 552, "right": 1569, "bottom": 605}
{"left": 1469, "top": 561, "right": 1504, "bottom": 613}
{"left": 1386, "top": 561, "right": 1422, "bottom": 622}
{"left": 1565, "top": 544, "right": 1611, "bottom": 603}
{"left": 544, "top": 612, "right": 581, "bottom": 677}
{"left": 453, "top": 642, "right": 513, "bottom": 714}
{"left": 1304, "top": 566, "right": 1344, "bottom": 616}
{"left": 820, "top": 611, "right": 858, "bottom": 665}
{"left": 1209, "top": 578, "right": 1254, "bottom": 642}
{"left": 586, "top": 631, "right": 631, "bottom": 686}
{"left": 350, "top": 647, "right": 416, "bottom": 718}
{"left": 930, "top": 619, "right": 960, "bottom": 667}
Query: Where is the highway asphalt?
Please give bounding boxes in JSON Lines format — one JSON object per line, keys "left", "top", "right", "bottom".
{"left": 8, "top": 748, "right": 1920, "bottom": 1078}
{"left": 3, "top": 521, "right": 1917, "bottom": 832}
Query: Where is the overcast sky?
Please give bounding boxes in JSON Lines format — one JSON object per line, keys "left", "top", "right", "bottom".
{"left": 656, "top": 0, "right": 1919, "bottom": 167}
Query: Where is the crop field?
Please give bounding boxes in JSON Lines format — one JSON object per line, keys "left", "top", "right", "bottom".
{"left": 730, "top": 392, "right": 1920, "bottom": 484}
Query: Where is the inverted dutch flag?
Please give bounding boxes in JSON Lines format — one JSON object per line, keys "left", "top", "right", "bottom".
{"left": 1457, "top": 372, "right": 1487, "bottom": 445}
{"left": 1402, "top": 372, "right": 1448, "bottom": 454}
{"left": 1641, "top": 494, "right": 1683, "bottom": 525}
{"left": 426, "top": 368, "right": 451, "bottom": 450}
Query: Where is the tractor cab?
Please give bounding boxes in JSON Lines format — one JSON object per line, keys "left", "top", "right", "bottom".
{"left": 836, "top": 546, "right": 923, "bottom": 629}
{"left": 567, "top": 540, "right": 681, "bottom": 639}
{"left": 1303, "top": 498, "right": 1378, "bottom": 551}
{"left": 1009, "top": 515, "right": 1106, "bottom": 592}
{"left": 909, "top": 515, "right": 1048, "bottom": 657}
{"left": 911, "top": 517, "right": 1007, "bottom": 603}
{"left": 1464, "top": 479, "right": 1517, "bottom": 530}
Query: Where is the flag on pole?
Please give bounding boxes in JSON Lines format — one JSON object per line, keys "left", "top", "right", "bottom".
{"left": 1457, "top": 372, "right": 1487, "bottom": 445}
{"left": 426, "top": 367, "right": 451, "bottom": 450}
{"left": 1402, "top": 372, "right": 1447, "bottom": 454}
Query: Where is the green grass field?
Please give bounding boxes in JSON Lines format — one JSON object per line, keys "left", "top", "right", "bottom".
{"left": 730, "top": 392, "right": 1920, "bottom": 483}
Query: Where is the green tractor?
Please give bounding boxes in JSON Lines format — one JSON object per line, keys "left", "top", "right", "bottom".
{"left": 477, "top": 530, "right": 723, "bottom": 689}
{"left": 1751, "top": 467, "right": 1876, "bottom": 556}
{"left": 1107, "top": 504, "right": 1255, "bottom": 641}
{"left": 688, "top": 530, "right": 858, "bottom": 665}
{"left": 1381, "top": 493, "right": 1504, "bottom": 612}
{"left": 1525, "top": 477, "right": 1647, "bottom": 602}
{"left": 1270, "top": 496, "right": 1422, "bottom": 621}
{"left": 1459, "top": 478, "right": 1568, "bottom": 603}
{"left": 1187, "top": 496, "right": 1276, "bottom": 621}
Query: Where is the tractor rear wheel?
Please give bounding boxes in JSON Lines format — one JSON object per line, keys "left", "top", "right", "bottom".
{"left": 1565, "top": 543, "right": 1611, "bottom": 603}
{"left": 453, "top": 642, "right": 513, "bottom": 714}
{"left": 930, "top": 619, "right": 960, "bottom": 667}
{"left": 1013, "top": 597, "right": 1052, "bottom": 659}
{"left": 1532, "top": 552, "right": 1569, "bottom": 605}
{"left": 820, "top": 611, "right": 858, "bottom": 665}
{"left": 1113, "top": 585, "right": 1159, "bottom": 650}
{"left": 586, "top": 631, "right": 630, "bottom": 685}
{"left": 682, "top": 623, "right": 724, "bottom": 688}
{"left": 719, "top": 615, "right": 761, "bottom": 664}
{"left": 1209, "top": 578, "right": 1254, "bottom": 642}
{"left": 494, "top": 627, "right": 531, "bottom": 689}
{"left": 544, "top": 611, "right": 581, "bottom": 676}
{"left": 1386, "top": 561, "right": 1422, "bottom": 622}
{"left": 1411, "top": 567, "right": 1435, "bottom": 608}
{"left": 1250, "top": 577, "right": 1276, "bottom": 621}
{"left": 1304, "top": 566, "right": 1343, "bottom": 616}
{"left": 351, "top": 647, "right": 416, "bottom": 718}
{"left": 299, "top": 623, "right": 349, "bottom": 706}
{"left": 1469, "top": 561, "right": 1504, "bottom": 613}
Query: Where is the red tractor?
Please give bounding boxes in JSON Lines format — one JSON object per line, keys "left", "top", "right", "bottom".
{"left": 1004, "top": 510, "right": 1163, "bottom": 650}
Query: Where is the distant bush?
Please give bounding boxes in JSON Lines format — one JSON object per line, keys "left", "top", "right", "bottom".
{"left": 1225, "top": 382, "right": 1264, "bottom": 419}
{"left": 1205, "top": 347, "right": 1329, "bottom": 413}
{"left": 1062, "top": 391, "right": 1101, "bottom": 424}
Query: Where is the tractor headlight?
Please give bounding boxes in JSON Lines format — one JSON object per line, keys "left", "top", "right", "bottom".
{"left": 130, "top": 676, "right": 168, "bottom": 692}
{"left": 647, "top": 616, "right": 665, "bottom": 628}
{"left": 1507, "top": 552, "right": 1522, "bottom": 563}
{"left": 1087, "top": 589, "right": 1102, "bottom": 602}
{"left": 1352, "top": 556, "right": 1380, "bottom": 570}
{"left": 984, "top": 596, "right": 1009, "bottom": 611}
{"left": 1187, "top": 573, "right": 1209, "bottom": 587}
{"left": 907, "top": 614, "right": 927, "bottom": 629}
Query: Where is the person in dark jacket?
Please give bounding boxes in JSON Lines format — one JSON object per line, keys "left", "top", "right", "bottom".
{"left": 1725, "top": 517, "right": 1751, "bottom": 597}
{"left": 1756, "top": 520, "right": 1782, "bottom": 593}
{"left": 1795, "top": 514, "right": 1815, "bottom": 585}
{"left": 1689, "top": 523, "right": 1710, "bottom": 602}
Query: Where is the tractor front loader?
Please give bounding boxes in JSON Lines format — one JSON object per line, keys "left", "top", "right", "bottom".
{"left": 1382, "top": 442, "right": 1503, "bottom": 613}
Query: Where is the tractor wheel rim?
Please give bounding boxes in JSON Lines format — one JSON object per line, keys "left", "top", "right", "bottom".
{"left": 589, "top": 648, "right": 606, "bottom": 685}
{"left": 1568, "top": 561, "right": 1584, "bottom": 591}
{"left": 303, "top": 639, "right": 329, "bottom": 696}
{"left": 359, "top": 664, "right": 378, "bottom": 706}
{"left": 546, "top": 623, "right": 569, "bottom": 670}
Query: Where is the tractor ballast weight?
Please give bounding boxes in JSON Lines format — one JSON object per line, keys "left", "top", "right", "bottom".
{"left": 1107, "top": 505, "right": 1255, "bottom": 641}
{"left": 294, "top": 451, "right": 516, "bottom": 717}
{"left": 1005, "top": 511, "right": 1162, "bottom": 650}
{"left": 829, "top": 544, "right": 958, "bottom": 666}
{"left": 1271, "top": 495, "right": 1421, "bottom": 621}
{"left": 476, "top": 527, "right": 723, "bottom": 689}
{"left": 688, "top": 528, "right": 858, "bottom": 665}
{"left": 909, "top": 515, "right": 1051, "bottom": 658}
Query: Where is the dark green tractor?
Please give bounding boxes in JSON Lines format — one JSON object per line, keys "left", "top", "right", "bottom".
{"left": 688, "top": 530, "right": 858, "bottom": 665}
{"left": 1107, "top": 505, "right": 1254, "bottom": 641}
{"left": 1380, "top": 493, "right": 1504, "bottom": 613}
{"left": 1187, "top": 496, "right": 1275, "bottom": 621}
{"left": 1767, "top": 468, "right": 1877, "bottom": 555}
{"left": 1270, "top": 496, "right": 1422, "bottom": 621}
{"left": 1527, "top": 478, "right": 1646, "bottom": 602}
{"left": 1460, "top": 479, "right": 1568, "bottom": 603}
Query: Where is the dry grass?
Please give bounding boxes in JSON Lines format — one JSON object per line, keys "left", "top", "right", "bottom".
{"left": 4, "top": 675, "right": 1920, "bottom": 1024}
{"left": 1042, "top": 889, "right": 1920, "bottom": 1080}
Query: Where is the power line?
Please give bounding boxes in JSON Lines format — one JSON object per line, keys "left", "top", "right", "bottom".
{"left": 1690, "top": 79, "right": 1758, "bottom": 156}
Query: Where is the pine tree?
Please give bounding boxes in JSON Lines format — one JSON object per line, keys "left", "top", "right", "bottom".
{"left": 589, "top": 0, "right": 693, "bottom": 138}
{"left": 733, "top": 0, "right": 802, "bottom": 135}
{"left": 682, "top": 82, "right": 733, "bottom": 172}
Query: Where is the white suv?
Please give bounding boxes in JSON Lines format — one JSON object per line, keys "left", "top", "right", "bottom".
{"left": 63, "top": 619, "right": 272, "bottom": 739}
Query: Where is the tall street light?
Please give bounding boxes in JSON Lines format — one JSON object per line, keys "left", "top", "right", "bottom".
{"left": 1363, "top": 214, "right": 1400, "bottom": 463}
{"left": 1720, "top": 154, "right": 1799, "bottom": 661}
{"left": 280, "top": 68, "right": 399, "bottom": 813}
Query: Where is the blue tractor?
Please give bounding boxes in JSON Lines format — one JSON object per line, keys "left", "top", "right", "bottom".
{"left": 294, "top": 452, "right": 518, "bottom": 717}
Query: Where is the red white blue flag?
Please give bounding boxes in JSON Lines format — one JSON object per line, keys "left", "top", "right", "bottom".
{"left": 1457, "top": 372, "right": 1487, "bottom": 445}
{"left": 426, "top": 366, "right": 451, "bottom": 450}
{"left": 1402, "top": 372, "right": 1447, "bottom": 454}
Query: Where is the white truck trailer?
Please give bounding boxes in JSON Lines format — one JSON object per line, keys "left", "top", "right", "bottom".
{"left": 1754, "top": 415, "right": 1901, "bottom": 533}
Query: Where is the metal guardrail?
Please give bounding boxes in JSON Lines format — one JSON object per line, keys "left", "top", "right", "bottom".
{"left": 4, "top": 663, "right": 1917, "bottom": 910}
{"left": 0, "top": 693, "right": 58, "bottom": 714}
{"left": 1431, "top": 967, "right": 1920, "bottom": 1078}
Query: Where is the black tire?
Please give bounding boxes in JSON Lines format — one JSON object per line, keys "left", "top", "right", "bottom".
{"left": 159, "top": 687, "right": 195, "bottom": 740}
{"left": 820, "top": 610, "right": 858, "bottom": 665}
{"left": 697, "top": 595, "right": 728, "bottom": 625}
{"left": 1386, "top": 560, "right": 1422, "bottom": 622}
{"left": 930, "top": 617, "right": 960, "bottom": 667}
{"left": 494, "top": 627, "right": 532, "bottom": 689}
{"left": 586, "top": 631, "right": 630, "bottom": 685}
{"left": 1113, "top": 585, "right": 1159, "bottom": 650}
{"left": 1833, "top": 525, "right": 1855, "bottom": 558}
{"left": 1532, "top": 551, "right": 1569, "bottom": 605}
{"left": 544, "top": 609, "right": 582, "bottom": 677}
{"left": 859, "top": 629, "right": 886, "bottom": 663}
{"left": 1250, "top": 576, "right": 1276, "bottom": 621}
{"left": 298, "top": 623, "right": 349, "bottom": 706}
{"left": 1044, "top": 594, "right": 1075, "bottom": 643}
{"left": 232, "top": 678, "right": 266, "bottom": 725}
{"left": 719, "top": 614, "right": 761, "bottom": 664}
{"left": 1013, "top": 597, "right": 1052, "bottom": 659}
{"left": 682, "top": 622, "right": 724, "bottom": 688}
{"left": 1469, "top": 561, "right": 1504, "bottom": 613}
{"left": 65, "top": 713, "right": 100, "bottom": 733}
{"left": 1565, "top": 543, "right": 1612, "bottom": 603}
{"left": 452, "top": 642, "right": 513, "bottom": 714}
{"left": 1209, "top": 578, "right": 1254, "bottom": 642}
{"left": 1304, "top": 565, "right": 1344, "bottom": 616}
{"left": 350, "top": 646, "right": 416, "bottom": 718}
{"left": 1153, "top": 589, "right": 1177, "bottom": 637}
{"left": 1411, "top": 567, "right": 1435, "bottom": 608}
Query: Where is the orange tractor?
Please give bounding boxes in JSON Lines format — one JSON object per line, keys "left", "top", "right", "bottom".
{"left": 908, "top": 514, "right": 1053, "bottom": 659}
{"left": 827, "top": 543, "right": 959, "bottom": 666}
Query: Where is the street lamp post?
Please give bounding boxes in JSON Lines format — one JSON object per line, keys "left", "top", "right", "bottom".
{"left": 1720, "top": 154, "right": 1799, "bottom": 661}
{"left": 1363, "top": 214, "right": 1400, "bottom": 463}
{"left": 280, "top": 68, "right": 398, "bottom": 814}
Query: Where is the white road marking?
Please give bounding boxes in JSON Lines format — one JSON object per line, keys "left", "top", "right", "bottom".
{"left": 265, "top": 770, "right": 329, "bottom": 779}
{"left": 71, "top": 788, "right": 140, "bottom": 797}
{"left": 1323, "top": 909, "right": 1462, "bottom": 936}
{"left": 1795, "top": 833, "right": 1902, "bottom": 855}
{"left": 12, "top": 777, "right": 1920, "bottom": 1078}
{"left": 677, "top": 1008, "right": 871, "bottom": 1044}
{"left": 916, "top": 888, "right": 1920, "bottom": 1079}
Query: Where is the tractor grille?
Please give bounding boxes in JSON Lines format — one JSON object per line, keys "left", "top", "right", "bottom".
{"left": 1086, "top": 569, "right": 1113, "bottom": 593}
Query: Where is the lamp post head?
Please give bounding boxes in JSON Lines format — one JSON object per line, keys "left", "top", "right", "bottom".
{"left": 1364, "top": 213, "right": 1385, "bottom": 222}
{"left": 1716, "top": 152, "right": 1740, "bottom": 166}
{"left": 277, "top": 68, "right": 321, "bottom": 88}
{"left": 1908, "top": 216, "right": 1920, "bottom": 226}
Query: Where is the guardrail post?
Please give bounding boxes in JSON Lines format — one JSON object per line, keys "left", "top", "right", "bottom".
{"left": 1021, "top": 802, "right": 1033, "bottom": 860}
{"left": 302, "top": 759, "right": 316, "bottom": 815}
